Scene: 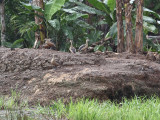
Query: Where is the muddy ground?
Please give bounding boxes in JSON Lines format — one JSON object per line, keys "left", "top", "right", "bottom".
{"left": 0, "top": 47, "right": 160, "bottom": 105}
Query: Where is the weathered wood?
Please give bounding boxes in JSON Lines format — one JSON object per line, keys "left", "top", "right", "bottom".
{"left": 146, "top": 35, "right": 160, "bottom": 39}
{"left": 90, "top": 37, "right": 112, "bottom": 47}
{"left": 135, "top": 0, "right": 143, "bottom": 53}
{"left": 116, "top": 0, "right": 125, "bottom": 53}
{"left": 0, "top": 0, "right": 6, "bottom": 47}
{"left": 125, "top": 1, "right": 135, "bottom": 53}
{"left": 146, "top": 35, "right": 160, "bottom": 44}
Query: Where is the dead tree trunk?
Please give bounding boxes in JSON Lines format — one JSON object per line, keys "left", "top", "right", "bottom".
{"left": 32, "top": 0, "right": 45, "bottom": 48}
{"left": 0, "top": 0, "right": 6, "bottom": 47}
{"left": 125, "top": 0, "right": 134, "bottom": 53}
{"left": 116, "top": 0, "right": 125, "bottom": 53}
{"left": 135, "top": 0, "right": 143, "bottom": 53}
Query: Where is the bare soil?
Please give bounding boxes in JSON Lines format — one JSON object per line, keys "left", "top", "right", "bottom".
{"left": 0, "top": 47, "right": 160, "bottom": 105}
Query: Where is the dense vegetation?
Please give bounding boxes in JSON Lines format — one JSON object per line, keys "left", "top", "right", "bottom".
{"left": 0, "top": 0, "right": 160, "bottom": 53}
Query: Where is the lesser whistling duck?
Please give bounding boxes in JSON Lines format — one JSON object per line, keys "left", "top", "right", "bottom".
{"left": 78, "top": 39, "right": 89, "bottom": 52}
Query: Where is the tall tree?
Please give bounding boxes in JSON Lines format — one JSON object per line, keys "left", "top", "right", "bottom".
{"left": 135, "top": 0, "right": 143, "bottom": 53}
{"left": 116, "top": 0, "right": 125, "bottom": 53}
{"left": 124, "top": 0, "right": 134, "bottom": 53}
{"left": 32, "top": 0, "right": 45, "bottom": 48}
{"left": 0, "top": 0, "right": 6, "bottom": 47}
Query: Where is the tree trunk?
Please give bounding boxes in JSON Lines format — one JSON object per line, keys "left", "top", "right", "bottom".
{"left": 116, "top": 0, "right": 125, "bottom": 53}
{"left": 32, "top": 0, "right": 45, "bottom": 48}
{"left": 135, "top": 0, "right": 143, "bottom": 53}
{"left": 0, "top": 0, "right": 6, "bottom": 47}
{"left": 125, "top": 1, "right": 134, "bottom": 53}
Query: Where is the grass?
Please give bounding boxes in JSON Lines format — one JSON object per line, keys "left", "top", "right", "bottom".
{"left": 35, "top": 96, "right": 160, "bottom": 120}
{"left": 0, "top": 90, "right": 28, "bottom": 110}
{"left": 1, "top": 93, "right": 160, "bottom": 120}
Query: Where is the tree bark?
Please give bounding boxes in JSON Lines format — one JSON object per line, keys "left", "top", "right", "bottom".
{"left": 116, "top": 0, "right": 125, "bottom": 53}
{"left": 125, "top": 1, "right": 134, "bottom": 53}
{"left": 32, "top": 0, "right": 45, "bottom": 48}
{"left": 135, "top": 0, "right": 143, "bottom": 53}
{"left": 0, "top": 0, "right": 6, "bottom": 47}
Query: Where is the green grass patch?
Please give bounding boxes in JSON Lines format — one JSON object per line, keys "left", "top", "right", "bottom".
{"left": 1, "top": 95, "right": 160, "bottom": 120}
{"left": 0, "top": 90, "right": 28, "bottom": 110}
{"left": 35, "top": 96, "right": 160, "bottom": 120}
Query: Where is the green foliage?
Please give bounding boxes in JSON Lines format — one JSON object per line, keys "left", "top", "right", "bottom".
{"left": 88, "top": 30, "right": 103, "bottom": 43}
{"left": 106, "top": 0, "right": 116, "bottom": 13}
{"left": 87, "top": 0, "right": 111, "bottom": 14}
{"left": 106, "top": 22, "right": 117, "bottom": 39}
{"left": 34, "top": 97, "right": 160, "bottom": 120}
{"left": 45, "top": 0, "right": 104, "bottom": 50}
{"left": 48, "top": 19, "right": 60, "bottom": 31}
{"left": 143, "top": 22, "right": 158, "bottom": 34}
{"left": 3, "top": 39, "right": 24, "bottom": 48}
{"left": 0, "top": 97, "right": 5, "bottom": 109}
{"left": 94, "top": 45, "right": 106, "bottom": 52}
{"left": 2, "top": 94, "right": 160, "bottom": 120}
{"left": 144, "top": 37, "right": 160, "bottom": 53}
{"left": 20, "top": 2, "right": 42, "bottom": 12}
{"left": 87, "top": 0, "right": 115, "bottom": 26}
{"left": 70, "top": 0, "right": 105, "bottom": 15}
{"left": 0, "top": 90, "right": 27, "bottom": 110}
{"left": 18, "top": 0, "right": 103, "bottom": 50}
{"left": 105, "top": 3, "right": 160, "bottom": 52}
{"left": 143, "top": 16, "right": 157, "bottom": 24}
{"left": 144, "top": 0, "right": 160, "bottom": 12}
{"left": 45, "top": 0, "right": 66, "bottom": 20}
{"left": 143, "top": 7, "right": 160, "bottom": 20}
{"left": 2, "top": 0, "right": 160, "bottom": 53}
{"left": 3, "top": 0, "right": 36, "bottom": 48}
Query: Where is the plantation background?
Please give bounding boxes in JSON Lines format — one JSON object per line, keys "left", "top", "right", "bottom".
{"left": 0, "top": 0, "right": 160, "bottom": 52}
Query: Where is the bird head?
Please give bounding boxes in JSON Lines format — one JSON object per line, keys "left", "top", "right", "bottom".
{"left": 66, "top": 38, "right": 71, "bottom": 42}
{"left": 45, "top": 38, "right": 51, "bottom": 43}
{"left": 86, "top": 39, "right": 90, "bottom": 42}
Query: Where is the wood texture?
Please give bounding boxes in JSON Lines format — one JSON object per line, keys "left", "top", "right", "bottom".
{"left": 116, "top": 0, "right": 125, "bottom": 53}
{"left": 125, "top": 1, "right": 134, "bottom": 53}
{"left": 0, "top": 0, "right": 6, "bottom": 47}
{"left": 32, "top": 0, "right": 45, "bottom": 48}
{"left": 135, "top": 0, "right": 144, "bottom": 53}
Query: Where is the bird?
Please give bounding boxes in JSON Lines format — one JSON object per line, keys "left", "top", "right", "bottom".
{"left": 69, "top": 40, "right": 76, "bottom": 53}
{"left": 42, "top": 38, "right": 56, "bottom": 50}
{"left": 78, "top": 39, "right": 89, "bottom": 52}
{"left": 10, "top": 48, "right": 15, "bottom": 51}
{"left": 51, "top": 55, "right": 62, "bottom": 67}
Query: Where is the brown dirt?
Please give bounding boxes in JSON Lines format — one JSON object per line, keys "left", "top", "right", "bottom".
{"left": 0, "top": 47, "right": 160, "bottom": 105}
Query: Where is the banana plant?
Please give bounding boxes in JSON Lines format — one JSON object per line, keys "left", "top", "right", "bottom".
{"left": 20, "top": 0, "right": 66, "bottom": 48}
{"left": 20, "top": 0, "right": 97, "bottom": 50}
{"left": 106, "top": 1, "right": 160, "bottom": 51}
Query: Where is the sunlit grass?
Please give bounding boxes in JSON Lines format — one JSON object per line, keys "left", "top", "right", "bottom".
{"left": 1, "top": 95, "right": 160, "bottom": 120}
{"left": 35, "top": 96, "right": 160, "bottom": 120}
